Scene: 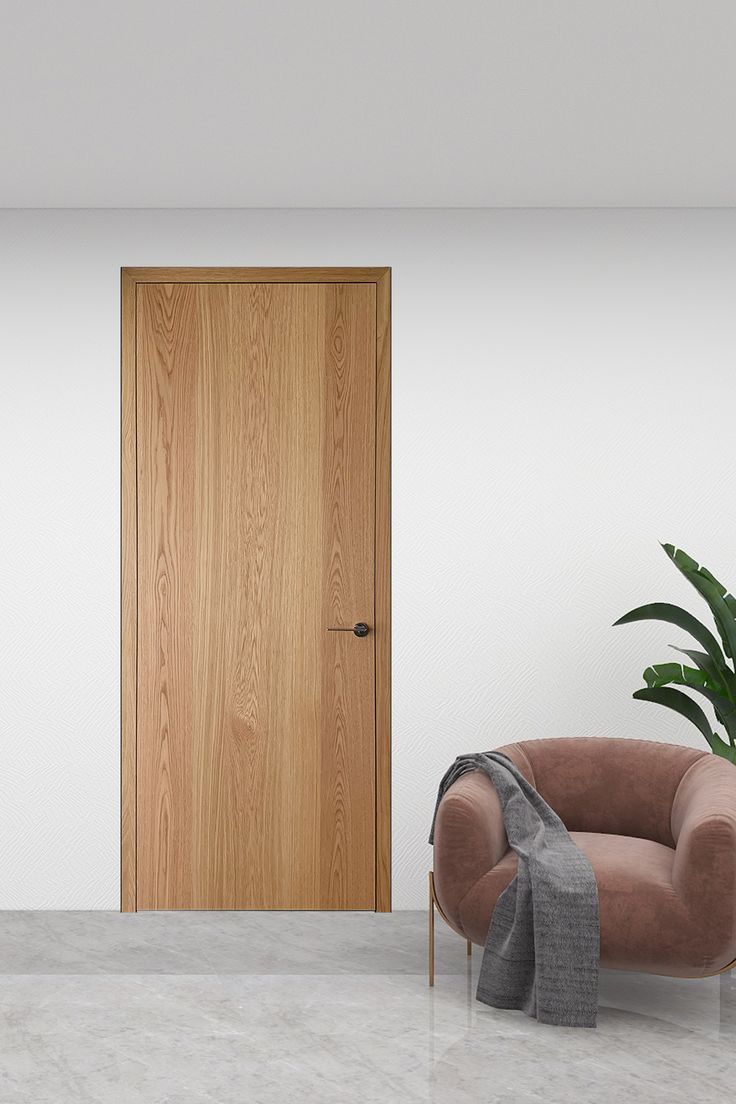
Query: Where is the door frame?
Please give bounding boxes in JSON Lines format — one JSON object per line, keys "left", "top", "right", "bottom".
{"left": 121, "top": 267, "right": 391, "bottom": 912}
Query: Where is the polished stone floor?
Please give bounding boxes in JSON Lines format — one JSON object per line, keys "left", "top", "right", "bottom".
{"left": 0, "top": 910, "right": 733, "bottom": 1103}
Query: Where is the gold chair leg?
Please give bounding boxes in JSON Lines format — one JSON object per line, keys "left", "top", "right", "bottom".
{"left": 429, "top": 871, "right": 435, "bottom": 987}
{"left": 429, "top": 870, "right": 472, "bottom": 987}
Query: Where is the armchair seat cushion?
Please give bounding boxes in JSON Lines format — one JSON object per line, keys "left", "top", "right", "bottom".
{"left": 433, "top": 738, "right": 736, "bottom": 978}
{"left": 459, "top": 832, "right": 714, "bottom": 975}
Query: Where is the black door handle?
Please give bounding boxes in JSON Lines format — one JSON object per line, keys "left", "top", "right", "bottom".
{"left": 327, "top": 622, "right": 370, "bottom": 638}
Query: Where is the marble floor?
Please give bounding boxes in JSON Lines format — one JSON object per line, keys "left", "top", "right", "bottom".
{"left": 0, "top": 910, "right": 733, "bottom": 1103}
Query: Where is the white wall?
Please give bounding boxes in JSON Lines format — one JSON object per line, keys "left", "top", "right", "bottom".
{"left": 1, "top": 209, "right": 735, "bottom": 909}
{"left": 5, "top": 2, "right": 736, "bottom": 207}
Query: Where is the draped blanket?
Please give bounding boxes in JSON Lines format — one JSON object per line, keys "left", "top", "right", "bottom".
{"left": 430, "top": 752, "right": 600, "bottom": 1028}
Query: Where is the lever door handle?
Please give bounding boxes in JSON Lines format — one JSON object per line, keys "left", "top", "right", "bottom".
{"left": 327, "top": 622, "right": 370, "bottom": 638}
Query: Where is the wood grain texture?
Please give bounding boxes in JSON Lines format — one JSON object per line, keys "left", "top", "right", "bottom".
{"left": 375, "top": 270, "right": 392, "bottom": 911}
{"left": 134, "top": 281, "right": 379, "bottom": 909}
{"left": 120, "top": 269, "right": 137, "bottom": 911}
{"left": 124, "top": 267, "right": 389, "bottom": 285}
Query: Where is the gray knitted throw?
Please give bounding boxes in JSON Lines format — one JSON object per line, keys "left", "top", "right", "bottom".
{"left": 430, "top": 752, "right": 600, "bottom": 1028}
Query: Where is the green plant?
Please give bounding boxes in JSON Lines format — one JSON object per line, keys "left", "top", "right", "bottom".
{"left": 613, "top": 544, "right": 736, "bottom": 764}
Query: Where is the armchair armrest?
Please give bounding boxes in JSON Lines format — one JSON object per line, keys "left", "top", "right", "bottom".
{"left": 671, "top": 755, "right": 736, "bottom": 932}
{"left": 432, "top": 770, "right": 509, "bottom": 932}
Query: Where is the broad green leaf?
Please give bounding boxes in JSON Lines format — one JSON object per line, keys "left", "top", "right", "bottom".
{"left": 669, "top": 645, "right": 736, "bottom": 700}
{"left": 632, "top": 686, "right": 732, "bottom": 756}
{"left": 639, "top": 667, "right": 736, "bottom": 745}
{"left": 662, "top": 545, "right": 736, "bottom": 661}
{"left": 693, "top": 686, "right": 736, "bottom": 746}
{"left": 701, "top": 736, "right": 736, "bottom": 763}
{"left": 662, "top": 544, "right": 736, "bottom": 644}
{"left": 662, "top": 545, "right": 699, "bottom": 574}
{"left": 691, "top": 563, "right": 736, "bottom": 618}
{"left": 643, "top": 663, "right": 707, "bottom": 689}
{"left": 689, "top": 576, "right": 736, "bottom": 663}
{"left": 613, "top": 602, "right": 727, "bottom": 669}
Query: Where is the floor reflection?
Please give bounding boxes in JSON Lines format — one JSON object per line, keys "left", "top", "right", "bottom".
{"left": 0, "top": 910, "right": 733, "bottom": 1103}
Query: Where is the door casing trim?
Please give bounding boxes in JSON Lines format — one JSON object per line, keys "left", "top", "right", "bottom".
{"left": 121, "top": 267, "right": 391, "bottom": 912}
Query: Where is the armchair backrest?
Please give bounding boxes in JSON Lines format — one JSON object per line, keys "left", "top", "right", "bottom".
{"left": 498, "top": 737, "right": 706, "bottom": 847}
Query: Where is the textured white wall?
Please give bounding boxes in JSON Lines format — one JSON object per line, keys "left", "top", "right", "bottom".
{"left": 1, "top": 209, "right": 735, "bottom": 909}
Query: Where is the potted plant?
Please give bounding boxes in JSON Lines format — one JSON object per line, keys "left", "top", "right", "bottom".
{"left": 614, "top": 544, "right": 736, "bottom": 763}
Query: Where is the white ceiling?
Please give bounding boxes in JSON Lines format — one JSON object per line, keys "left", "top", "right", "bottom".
{"left": 3, "top": 0, "right": 736, "bottom": 208}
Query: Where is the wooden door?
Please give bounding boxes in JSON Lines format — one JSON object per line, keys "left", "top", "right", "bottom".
{"left": 121, "top": 269, "right": 390, "bottom": 911}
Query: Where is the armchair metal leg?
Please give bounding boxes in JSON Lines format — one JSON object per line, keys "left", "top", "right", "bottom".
{"left": 429, "top": 870, "right": 475, "bottom": 987}
{"left": 429, "top": 871, "right": 435, "bottom": 987}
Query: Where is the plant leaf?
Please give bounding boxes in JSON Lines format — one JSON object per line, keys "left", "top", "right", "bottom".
{"left": 640, "top": 666, "right": 736, "bottom": 744}
{"left": 693, "top": 686, "right": 736, "bottom": 746}
{"left": 669, "top": 645, "right": 736, "bottom": 700}
{"left": 695, "top": 564, "right": 736, "bottom": 619}
{"left": 632, "top": 686, "right": 733, "bottom": 757}
{"left": 662, "top": 545, "right": 736, "bottom": 661}
{"left": 643, "top": 663, "right": 708, "bottom": 689}
{"left": 613, "top": 602, "right": 727, "bottom": 669}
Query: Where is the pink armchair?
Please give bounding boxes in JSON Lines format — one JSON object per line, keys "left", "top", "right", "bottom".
{"left": 430, "top": 738, "right": 736, "bottom": 981}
